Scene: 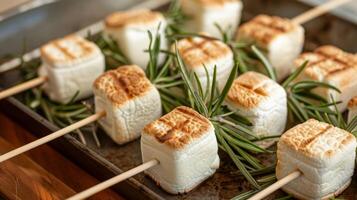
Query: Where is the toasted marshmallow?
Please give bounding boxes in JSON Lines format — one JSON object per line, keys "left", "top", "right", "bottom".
{"left": 93, "top": 65, "right": 162, "bottom": 145}
{"left": 104, "top": 9, "right": 167, "bottom": 69}
{"left": 38, "top": 35, "right": 105, "bottom": 103}
{"left": 225, "top": 72, "right": 287, "bottom": 141}
{"left": 294, "top": 45, "right": 357, "bottom": 111}
{"left": 181, "top": 0, "right": 243, "bottom": 39}
{"left": 276, "top": 119, "right": 356, "bottom": 200}
{"left": 348, "top": 96, "right": 357, "bottom": 123}
{"left": 175, "top": 35, "right": 234, "bottom": 90}
{"left": 141, "top": 106, "right": 219, "bottom": 194}
{"left": 237, "top": 15, "right": 304, "bottom": 81}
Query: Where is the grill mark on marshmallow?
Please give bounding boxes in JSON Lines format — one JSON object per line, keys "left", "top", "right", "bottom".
{"left": 105, "top": 9, "right": 163, "bottom": 28}
{"left": 143, "top": 106, "right": 212, "bottom": 149}
{"left": 296, "top": 46, "right": 357, "bottom": 80}
{"left": 299, "top": 125, "right": 332, "bottom": 148}
{"left": 279, "top": 119, "right": 356, "bottom": 159}
{"left": 41, "top": 35, "right": 99, "bottom": 66}
{"left": 238, "top": 15, "right": 295, "bottom": 45}
{"left": 93, "top": 65, "right": 152, "bottom": 106}
{"left": 176, "top": 36, "right": 231, "bottom": 69}
{"left": 227, "top": 72, "right": 271, "bottom": 108}
{"left": 53, "top": 41, "right": 76, "bottom": 60}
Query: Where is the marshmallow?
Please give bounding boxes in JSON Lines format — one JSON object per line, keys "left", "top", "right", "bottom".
{"left": 294, "top": 45, "right": 357, "bottom": 112}
{"left": 104, "top": 9, "right": 167, "bottom": 69}
{"left": 225, "top": 71, "right": 287, "bottom": 140}
{"left": 141, "top": 106, "right": 219, "bottom": 194}
{"left": 237, "top": 15, "right": 304, "bottom": 81}
{"left": 181, "top": 0, "right": 243, "bottom": 39}
{"left": 93, "top": 65, "right": 162, "bottom": 145}
{"left": 38, "top": 35, "right": 105, "bottom": 103}
{"left": 175, "top": 35, "right": 234, "bottom": 90}
{"left": 276, "top": 119, "right": 356, "bottom": 200}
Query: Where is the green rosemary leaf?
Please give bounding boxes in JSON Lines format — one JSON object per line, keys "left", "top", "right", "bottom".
{"left": 295, "top": 91, "right": 328, "bottom": 103}
{"left": 288, "top": 95, "right": 309, "bottom": 121}
{"left": 287, "top": 99, "right": 304, "bottom": 122}
{"left": 175, "top": 44, "right": 208, "bottom": 116}
{"left": 275, "top": 195, "right": 293, "bottom": 200}
{"left": 203, "top": 64, "right": 211, "bottom": 102}
{"left": 221, "top": 126, "right": 266, "bottom": 153}
{"left": 282, "top": 61, "right": 308, "bottom": 88}
{"left": 211, "top": 62, "right": 238, "bottom": 115}
{"left": 251, "top": 45, "right": 276, "bottom": 81}
{"left": 236, "top": 49, "right": 249, "bottom": 73}
{"left": 208, "top": 66, "right": 218, "bottom": 114}
{"left": 303, "top": 105, "right": 337, "bottom": 115}
{"left": 155, "top": 56, "right": 172, "bottom": 81}
{"left": 231, "top": 181, "right": 275, "bottom": 200}
{"left": 155, "top": 80, "right": 184, "bottom": 89}
{"left": 193, "top": 72, "right": 204, "bottom": 98}
{"left": 214, "top": 23, "right": 231, "bottom": 44}
{"left": 216, "top": 126, "right": 260, "bottom": 189}
{"left": 231, "top": 144, "right": 265, "bottom": 170}
{"left": 220, "top": 125, "right": 268, "bottom": 153}
{"left": 346, "top": 115, "right": 357, "bottom": 132}
{"left": 257, "top": 174, "right": 276, "bottom": 183}
{"left": 291, "top": 81, "right": 341, "bottom": 93}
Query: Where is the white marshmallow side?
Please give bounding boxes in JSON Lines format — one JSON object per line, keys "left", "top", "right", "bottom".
{"left": 105, "top": 19, "right": 167, "bottom": 69}
{"left": 94, "top": 86, "right": 162, "bottom": 145}
{"left": 225, "top": 76, "right": 287, "bottom": 138}
{"left": 141, "top": 127, "right": 219, "bottom": 194}
{"left": 277, "top": 159, "right": 354, "bottom": 200}
{"left": 268, "top": 26, "right": 304, "bottom": 81}
{"left": 182, "top": 0, "right": 243, "bottom": 39}
{"left": 38, "top": 54, "right": 105, "bottom": 103}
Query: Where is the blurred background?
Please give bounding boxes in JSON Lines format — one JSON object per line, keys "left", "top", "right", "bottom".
{"left": 0, "top": 0, "right": 356, "bottom": 56}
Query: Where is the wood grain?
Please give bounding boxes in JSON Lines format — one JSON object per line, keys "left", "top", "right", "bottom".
{"left": 0, "top": 112, "right": 124, "bottom": 200}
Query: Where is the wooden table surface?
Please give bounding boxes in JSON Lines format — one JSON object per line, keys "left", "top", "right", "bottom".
{"left": 0, "top": 112, "right": 124, "bottom": 200}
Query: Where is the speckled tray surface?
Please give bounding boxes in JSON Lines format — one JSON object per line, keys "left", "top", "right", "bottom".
{"left": 0, "top": 0, "right": 356, "bottom": 199}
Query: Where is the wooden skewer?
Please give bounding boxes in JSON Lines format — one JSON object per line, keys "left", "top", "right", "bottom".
{"left": 292, "top": 0, "right": 352, "bottom": 24}
{"left": 0, "top": 111, "right": 106, "bottom": 163}
{"left": 248, "top": 171, "right": 302, "bottom": 200}
{"left": 0, "top": 76, "right": 48, "bottom": 100}
{"left": 66, "top": 159, "right": 159, "bottom": 200}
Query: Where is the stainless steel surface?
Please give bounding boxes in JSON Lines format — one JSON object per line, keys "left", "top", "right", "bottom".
{"left": 0, "top": 0, "right": 146, "bottom": 56}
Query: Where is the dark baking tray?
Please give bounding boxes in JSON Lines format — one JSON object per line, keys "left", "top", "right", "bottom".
{"left": 0, "top": 0, "right": 356, "bottom": 199}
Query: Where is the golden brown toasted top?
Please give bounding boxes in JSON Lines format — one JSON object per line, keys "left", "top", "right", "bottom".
{"left": 93, "top": 65, "right": 153, "bottom": 106}
{"left": 348, "top": 96, "right": 357, "bottom": 108}
{"left": 105, "top": 9, "right": 163, "bottom": 28}
{"left": 226, "top": 71, "right": 271, "bottom": 108}
{"left": 175, "top": 36, "right": 232, "bottom": 69}
{"left": 279, "top": 119, "right": 356, "bottom": 158}
{"left": 295, "top": 45, "right": 357, "bottom": 81}
{"left": 238, "top": 15, "right": 296, "bottom": 45}
{"left": 143, "top": 106, "right": 213, "bottom": 149}
{"left": 184, "top": 0, "right": 239, "bottom": 6}
{"left": 41, "top": 35, "right": 100, "bottom": 66}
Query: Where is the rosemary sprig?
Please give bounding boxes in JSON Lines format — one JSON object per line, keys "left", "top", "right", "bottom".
{"left": 164, "top": 0, "right": 190, "bottom": 39}
{"left": 145, "top": 27, "right": 186, "bottom": 114}
{"left": 92, "top": 34, "right": 129, "bottom": 70}
{"left": 174, "top": 45, "right": 275, "bottom": 189}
